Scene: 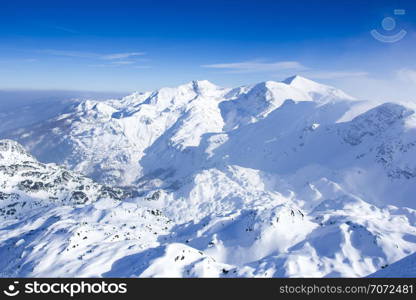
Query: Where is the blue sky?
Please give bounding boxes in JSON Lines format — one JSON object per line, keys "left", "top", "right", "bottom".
{"left": 0, "top": 0, "right": 416, "bottom": 101}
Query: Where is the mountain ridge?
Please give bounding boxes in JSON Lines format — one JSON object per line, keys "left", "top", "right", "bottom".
{"left": 2, "top": 76, "right": 356, "bottom": 186}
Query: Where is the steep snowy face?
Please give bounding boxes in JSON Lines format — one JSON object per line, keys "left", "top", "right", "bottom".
{"left": 202, "top": 101, "right": 416, "bottom": 209}
{"left": 220, "top": 75, "right": 355, "bottom": 130}
{"left": 283, "top": 75, "right": 355, "bottom": 102}
{"left": 368, "top": 252, "right": 416, "bottom": 278}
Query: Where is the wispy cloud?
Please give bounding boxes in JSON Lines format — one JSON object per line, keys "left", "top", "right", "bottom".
{"left": 201, "top": 60, "right": 369, "bottom": 81}
{"left": 39, "top": 49, "right": 147, "bottom": 68}
{"left": 133, "top": 65, "right": 152, "bottom": 69}
{"left": 110, "top": 60, "right": 137, "bottom": 65}
{"left": 101, "top": 52, "right": 145, "bottom": 60}
{"left": 303, "top": 71, "right": 369, "bottom": 79}
{"left": 41, "top": 49, "right": 145, "bottom": 61}
{"left": 0, "top": 58, "right": 38, "bottom": 64}
{"left": 40, "top": 49, "right": 97, "bottom": 59}
{"left": 397, "top": 68, "right": 416, "bottom": 83}
{"left": 201, "top": 60, "right": 306, "bottom": 73}
{"left": 89, "top": 62, "right": 151, "bottom": 69}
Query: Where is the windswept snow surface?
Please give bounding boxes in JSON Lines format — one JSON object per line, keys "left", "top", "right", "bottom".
{"left": 1, "top": 76, "right": 416, "bottom": 277}
{"left": 368, "top": 252, "right": 416, "bottom": 277}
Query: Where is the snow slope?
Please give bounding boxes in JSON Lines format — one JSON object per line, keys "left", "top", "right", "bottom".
{"left": 368, "top": 252, "right": 416, "bottom": 277}
{"left": 0, "top": 76, "right": 415, "bottom": 277}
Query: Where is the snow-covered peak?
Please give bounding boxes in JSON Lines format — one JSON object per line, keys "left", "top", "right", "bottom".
{"left": 174, "top": 79, "right": 225, "bottom": 99}
{"left": 0, "top": 139, "right": 34, "bottom": 164}
{"left": 282, "top": 74, "right": 313, "bottom": 85}
{"left": 103, "top": 80, "right": 223, "bottom": 111}
{"left": 220, "top": 77, "right": 351, "bottom": 130}
{"left": 0, "top": 139, "right": 28, "bottom": 155}
{"left": 74, "top": 100, "right": 117, "bottom": 118}
{"left": 189, "top": 79, "right": 219, "bottom": 92}
{"left": 171, "top": 79, "right": 219, "bottom": 92}
{"left": 283, "top": 75, "right": 355, "bottom": 102}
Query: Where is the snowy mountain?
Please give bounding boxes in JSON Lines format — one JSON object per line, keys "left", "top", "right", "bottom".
{"left": 2, "top": 76, "right": 356, "bottom": 187}
{"left": 0, "top": 76, "right": 415, "bottom": 277}
{"left": 2, "top": 80, "right": 229, "bottom": 186}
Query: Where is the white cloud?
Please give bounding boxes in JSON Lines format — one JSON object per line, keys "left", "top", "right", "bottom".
{"left": 41, "top": 49, "right": 145, "bottom": 61}
{"left": 0, "top": 58, "right": 38, "bottom": 64}
{"left": 304, "top": 71, "right": 369, "bottom": 79}
{"left": 101, "top": 52, "right": 145, "bottom": 60}
{"left": 133, "top": 65, "right": 152, "bottom": 69}
{"left": 89, "top": 62, "right": 151, "bottom": 69}
{"left": 23, "top": 58, "right": 38, "bottom": 63}
{"left": 201, "top": 60, "right": 306, "bottom": 73}
{"left": 110, "top": 60, "right": 137, "bottom": 65}
{"left": 201, "top": 60, "right": 368, "bottom": 80}
{"left": 40, "top": 49, "right": 146, "bottom": 68}
{"left": 397, "top": 68, "right": 416, "bottom": 83}
{"left": 41, "top": 49, "right": 97, "bottom": 58}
